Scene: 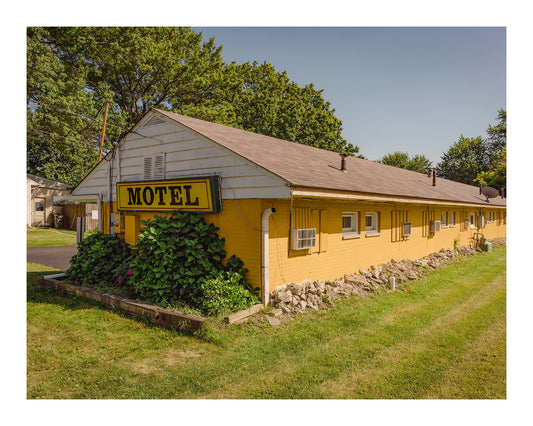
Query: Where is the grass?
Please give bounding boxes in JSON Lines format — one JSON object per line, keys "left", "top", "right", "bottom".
{"left": 27, "top": 247, "right": 506, "bottom": 399}
{"left": 27, "top": 228, "right": 96, "bottom": 246}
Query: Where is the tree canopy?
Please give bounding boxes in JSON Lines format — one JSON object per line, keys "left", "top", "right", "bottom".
{"left": 27, "top": 27, "right": 359, "bottom": 185}
{"left": 437, "top": 109, "right": 506, "bottom": 189}
{"left": 377, "top": 151, "right": 432, "bottom": 173}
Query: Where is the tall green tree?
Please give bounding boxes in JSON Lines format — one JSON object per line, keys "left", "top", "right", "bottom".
{"left": 27, "top": 27, "right": 359, "bottom": 185}
{"left": 27, "top": 27, "right": 103, "bottom": 185}
{"left": 437, "top": 109, "right": 506, "bottom": 188}
{"left": 476, "top": 148, "right": 506, "bottom": 190}
{"left": 437, "top": 135, "right": 488, "bottom": 185}
{"left": 180, "top": 61, "right": 359, "bottom": 155}
{"left": 378, "top": 151, "right": 432, "bottom": 173}
{"left": 486, "top": 108, "right": 506, "bottom": 155}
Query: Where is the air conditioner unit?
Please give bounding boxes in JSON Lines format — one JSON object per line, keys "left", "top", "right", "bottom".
{"left": 402, "top": 222, "right": 412, "bottom": 237}
{"left": 291, "top": 228, "right": 316, "bottom": 250}
{"left": 430, "top": 220, "right": 441, "bottom": 233}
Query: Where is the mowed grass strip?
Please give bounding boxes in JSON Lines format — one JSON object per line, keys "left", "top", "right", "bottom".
{"left": 27, "top": 247, "right": 506, "bottom": 399}
{"left": 27, "top": 229, "right": 77, "bottom": 246}
{"left": 27, "top": 228, "right": 97, "bottom": 247}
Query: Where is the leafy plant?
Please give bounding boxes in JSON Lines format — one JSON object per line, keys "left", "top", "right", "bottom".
{"left": 130, "top": 210, "right": 250, "bottom": 309}
{"left": 196, "top": 271, "right": 259, "bottom": 316}
{"left": 67, "top": 232, "right": 135, "bottom": 288}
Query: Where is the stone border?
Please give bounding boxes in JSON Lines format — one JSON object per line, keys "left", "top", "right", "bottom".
{"left": 269, "top": 239, "right": 506, "bottom": 316}
{"left": 39, "top": 275, "right": 206, "bottom": 331}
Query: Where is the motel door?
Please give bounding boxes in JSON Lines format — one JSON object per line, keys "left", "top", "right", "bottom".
{"left": 33, "top": 197, "right": 45, "bottom": 227}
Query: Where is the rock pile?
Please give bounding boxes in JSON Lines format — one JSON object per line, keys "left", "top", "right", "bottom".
{"left": 269, "top": 240, "right": 503, "bottom": 316}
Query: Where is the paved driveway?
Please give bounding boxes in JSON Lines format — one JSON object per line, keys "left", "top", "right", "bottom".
{"left": 27, "top": 246, "right": 78, "bottom": 271}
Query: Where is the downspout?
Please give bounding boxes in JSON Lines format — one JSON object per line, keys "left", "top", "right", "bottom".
{"left": 116, "top": 144, "right": 121, "bottom": 183}
{"left": 261, "top": 207, "right": 276, "bottom": 306}
{"left": 97, "top": 192, "right": 102, "bottom": 232}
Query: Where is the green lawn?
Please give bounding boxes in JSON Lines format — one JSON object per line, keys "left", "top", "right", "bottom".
{"left": 27, "top": 228, "right": 96, "bottom": 246}
{"left": 27, "top": 247, "right": 506, "bottom": 399}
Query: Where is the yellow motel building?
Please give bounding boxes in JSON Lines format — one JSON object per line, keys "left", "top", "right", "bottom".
{"left": 71, "top": 109, "right": 507, "bottom": 304}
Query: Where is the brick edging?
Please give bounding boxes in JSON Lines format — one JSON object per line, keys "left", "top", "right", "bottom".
{"left": 39, "top": 276, "right": 206, "bottom": 331}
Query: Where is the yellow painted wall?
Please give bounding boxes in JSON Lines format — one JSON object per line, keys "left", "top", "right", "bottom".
{"left": 101, "top": 199, "right": 265, "bottom": 289}
{"left": 267, "top": 199, "right": 506, "bottom": 291}
{"left": 100, "top": 198, "right": 506, "bottom": 295}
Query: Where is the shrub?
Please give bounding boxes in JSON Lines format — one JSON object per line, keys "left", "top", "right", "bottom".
{"left": 197, "top": 271, "right": 259, "bottom": 316}
{"left": 131, "top": 210, "right": 248, "bottom": 308}
{"left": 67, "top": 232, "right": 135, "bottom": 288}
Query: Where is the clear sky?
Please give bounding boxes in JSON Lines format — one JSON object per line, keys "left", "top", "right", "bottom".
{"left": 195, "top": 27, "right": 506, "bottom": 165}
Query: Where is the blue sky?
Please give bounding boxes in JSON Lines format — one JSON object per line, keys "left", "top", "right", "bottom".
{"left": 195, "top": 27, "right": 506, "bottom": 165}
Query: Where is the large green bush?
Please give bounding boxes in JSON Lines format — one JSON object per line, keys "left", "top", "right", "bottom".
{"left": 67, "top": 232, "right": 135, "bottom": 288}
{"left": 66, "top": 211, "right": 258, "bottom": 315}
{"left": 131, "top": 211, "right": 258, "bottom": 311}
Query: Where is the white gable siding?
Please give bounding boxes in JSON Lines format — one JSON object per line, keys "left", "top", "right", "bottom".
{"left": 72, "top": 111, "right": 291, "bottom": 201}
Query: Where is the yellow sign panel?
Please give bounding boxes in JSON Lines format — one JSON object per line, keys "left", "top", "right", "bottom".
{"left": 116, "top": 177, "right": 221, "bottom": 213}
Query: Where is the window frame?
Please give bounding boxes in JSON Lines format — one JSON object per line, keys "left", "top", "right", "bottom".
{"left": 470, "top": 212, "right": 477, "bottom": 229}
{"left": 365, "top": 212, "right": 380, "bottom": 236}
{"left": 449, "top": 211, "right": 456, "bottom": 227}
{"left": 441, "top": 211, "right": 448, "bottom": 228}
{"left": 342, "top": 212, "right": 360, "bottom": 239}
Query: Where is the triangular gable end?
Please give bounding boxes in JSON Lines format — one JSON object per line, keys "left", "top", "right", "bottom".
{"left": 73, "top": 109, "right": 291, "bottom": 201}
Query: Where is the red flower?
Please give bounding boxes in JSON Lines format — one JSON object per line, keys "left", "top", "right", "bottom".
{"left": 127, "top": 269, "right": 132, "bottom": 276}
{"left": 118, "top": 276, "right": 124, "bottom": 283}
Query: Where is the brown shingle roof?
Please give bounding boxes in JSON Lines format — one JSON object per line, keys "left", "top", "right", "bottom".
{"left": 155, "top": 109, "right": 506, "bottom": 207}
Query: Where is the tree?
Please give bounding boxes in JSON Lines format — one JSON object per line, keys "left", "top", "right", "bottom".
{"left": 486, "top": 108, "right": 506, "bottom": 155}
{"left": 180, "top": 61, "right": 360, "bottom": 155}
{"left": 27, "top": 27, "right": 360, "bottom": 185}
{"left": 476, "top": 148, "right": 506, "bottom": 190}
{"left": 436, "top": 136, "right": 488, "bottom": 185}
{"left": 378, "top": 151, "right": 432, "bottom": 173}
{"left": 27, "top": 27, "right": 105, "bottom": 185}
{"left": 437, "top": 109, "right": 506, "bottom": 188}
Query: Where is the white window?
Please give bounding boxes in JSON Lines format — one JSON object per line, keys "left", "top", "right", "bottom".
{"left": 365, "top": 212, "right": 379, "bottom": 235}
{"left": 441, "top": 212, "right": 448, "bottom": 227}
{"left": 470, "top": 212, "right": 476, "bottom": 229}
{"left": 449, "top": 212, "right": 455, "bottom": 227}
{"left": 430, "top": 220, "right": 441, "bottom": 233}
{"left": 291, "top": 228, "right": 316, "bottom": 250}
{"left": 342, "top": 212, "right": 360, "bottom": 238}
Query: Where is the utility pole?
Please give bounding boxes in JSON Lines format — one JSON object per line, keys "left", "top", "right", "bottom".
{"left": 98, "top": 100, "right": 110, "bottom": 162}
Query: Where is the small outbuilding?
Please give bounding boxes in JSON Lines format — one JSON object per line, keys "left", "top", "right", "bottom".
{"left": 71, "top": 109, "right": 507, "bottom": 304}
{"left": 27, "top": 174, "right": 72, "bottom": 228}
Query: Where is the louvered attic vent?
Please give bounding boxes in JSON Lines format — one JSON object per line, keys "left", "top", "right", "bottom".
{"left": 142, "top": 116, "right": 167, "bottom": 127}
{"left": 143, "top": 154, "right": 166, "bottom": 180}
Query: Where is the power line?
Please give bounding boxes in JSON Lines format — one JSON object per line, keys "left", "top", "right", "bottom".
{"left": 29, "top": 99, "right": 127, "bottom": 131}
{"left": 29, "top": 98, "right": 170, "bottom": 147}
{"left": 28, "top": 127, "right": 102, "bottom": 148}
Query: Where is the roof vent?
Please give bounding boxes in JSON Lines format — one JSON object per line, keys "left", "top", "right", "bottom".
{"left": 142, "top": 115, "right": 167, "bottom": 127}
{"left": 427, "top": 168, "right": 436, "bottom": 186}
{"left": 340, "top": 153, "right": 349, "bottom": 173}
